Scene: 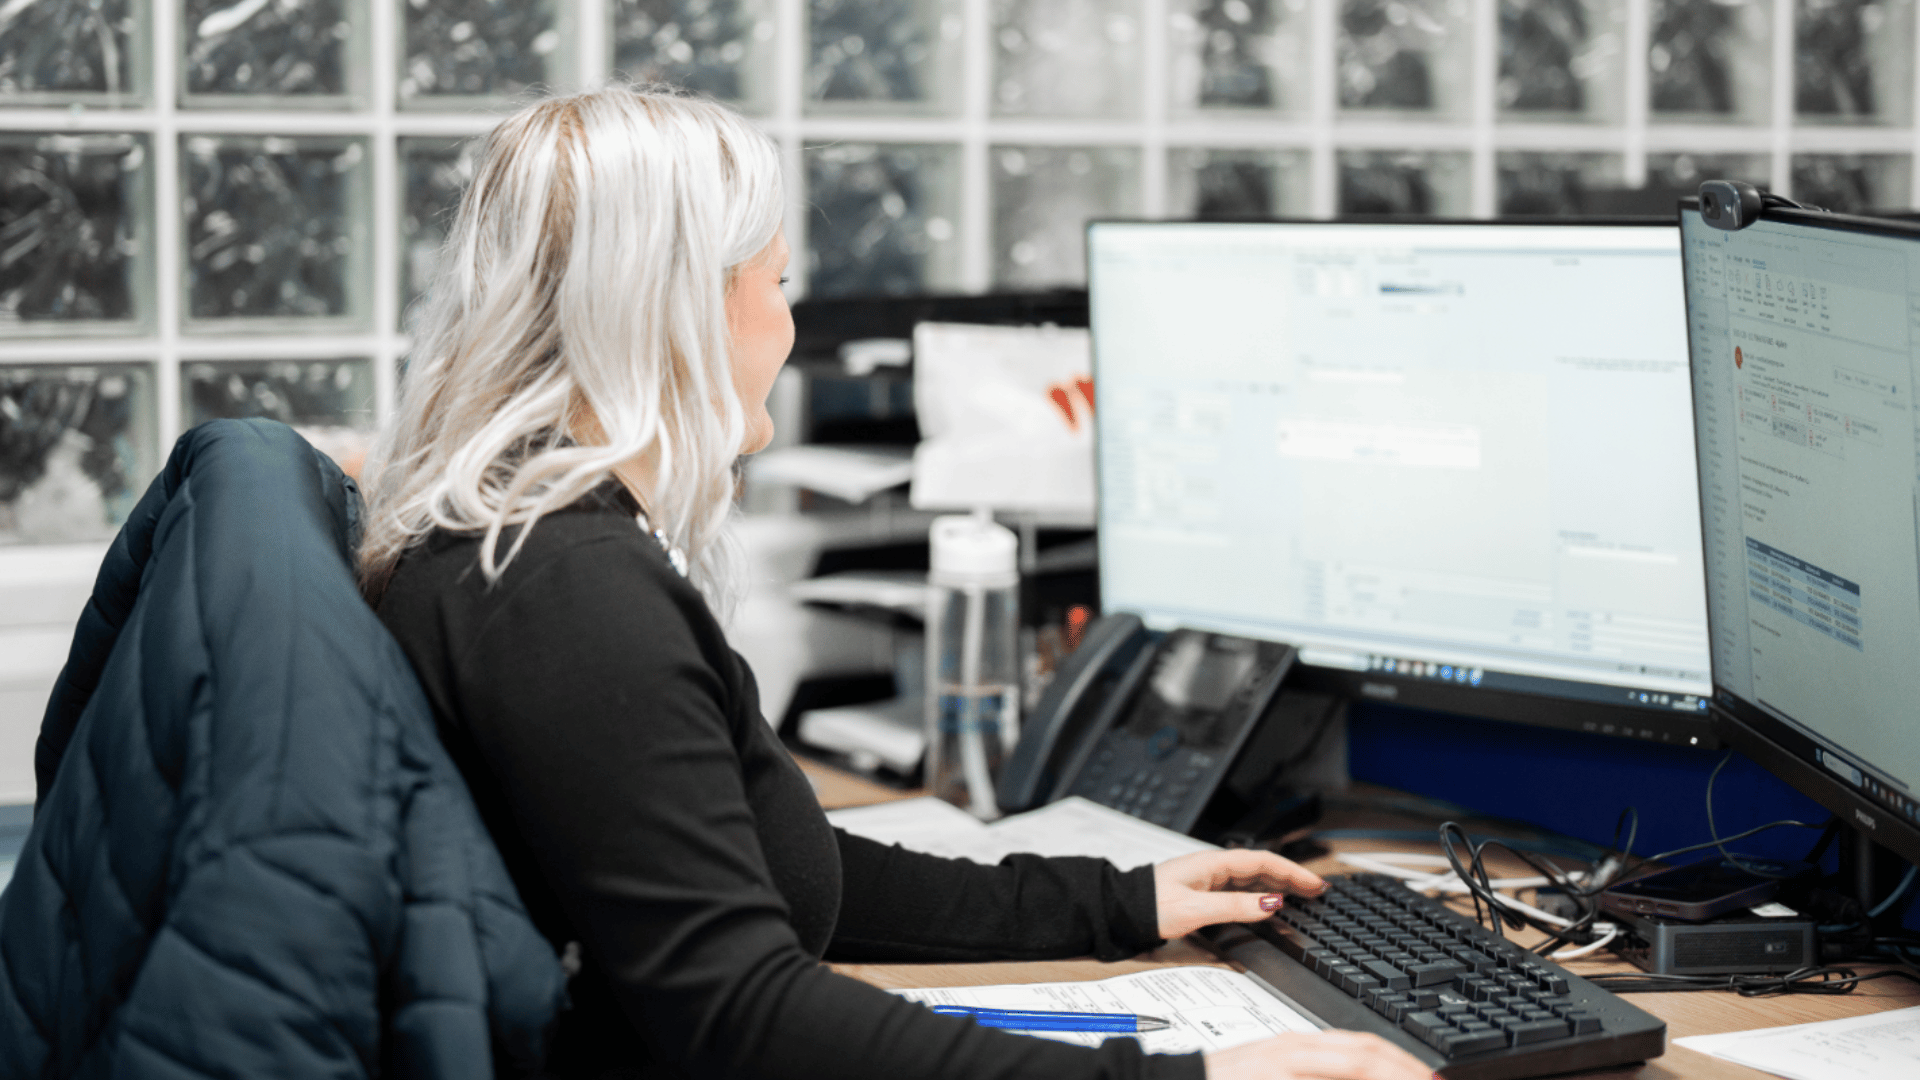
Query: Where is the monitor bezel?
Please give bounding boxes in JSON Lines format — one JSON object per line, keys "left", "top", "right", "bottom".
{"left": 1086, "top": 215, "right": 1719, "bottom": 748}
{"left": 1678, "top": 197, "right": 1920, "bottom": 866}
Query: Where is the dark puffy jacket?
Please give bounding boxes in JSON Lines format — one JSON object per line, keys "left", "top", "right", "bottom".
{"left": 0, "top": 419, "right": 565, "bottom": 1079}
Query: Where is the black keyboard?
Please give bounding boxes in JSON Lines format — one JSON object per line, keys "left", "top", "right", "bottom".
{"left": 1201, "top": 874, "right": 1665, "bottom": 1080}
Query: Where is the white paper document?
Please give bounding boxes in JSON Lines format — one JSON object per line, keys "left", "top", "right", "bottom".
{"left": 827, "top": 796, "right": 1217, "bottom": 871}
{"left": 745, "top": 445, "right": 914, "bottom": 504}
{"left": 824, "top": 795, "right": 984, "bottom": 848}
{"left": 892, "top": 965, "right": 1320, "bottom": 1054}
{"left": 1674, "top": 1004, "right": 1920, "bottom": 1080}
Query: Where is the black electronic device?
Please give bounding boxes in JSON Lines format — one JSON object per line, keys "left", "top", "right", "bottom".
{"left": 1679, "top": 197, "right": 1920, "bottom": 875}
{"left": 997, "top": 614, "right": 1299, "bottom": 835}
{"left": 1609, "top": 909, "right": 1817, "bottom": 976}
{"left": 1598, "top": 858, "right": 1805, "bottom": 923}
{"left": 1203, "top": 874, "right": 1668, "bottom": 1079}
{"left": 1087, "top": 219, "right": 1718, "bottom": 749}
{"left": 1696, "top": 180, "right": 1767, "bottom": 231}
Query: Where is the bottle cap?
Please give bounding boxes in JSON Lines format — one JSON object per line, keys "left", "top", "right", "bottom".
{"left": 929, "top": 514, "right": 1018, "bottom": 587}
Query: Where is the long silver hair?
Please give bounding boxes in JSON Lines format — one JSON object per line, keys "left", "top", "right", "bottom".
{"left": 357, "top": 86, "right": 782, "bottom": 615}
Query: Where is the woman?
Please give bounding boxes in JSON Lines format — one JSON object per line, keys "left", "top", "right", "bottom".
{"left": 359, "top": 85, "right": 1429, "bottom": 1080}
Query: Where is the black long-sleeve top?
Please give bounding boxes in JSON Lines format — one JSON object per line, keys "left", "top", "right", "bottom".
{"left": 375, "top": 483, "right": 1209, "bottom": 1080}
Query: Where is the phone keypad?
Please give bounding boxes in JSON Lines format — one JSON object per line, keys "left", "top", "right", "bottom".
{"left": 1071, "top": 744, "right": 1216, "bottom": 828}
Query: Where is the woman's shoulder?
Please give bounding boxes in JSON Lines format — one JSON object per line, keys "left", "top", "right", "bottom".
{"left": 385, "top": 482, "right": 698, "bottom": 621}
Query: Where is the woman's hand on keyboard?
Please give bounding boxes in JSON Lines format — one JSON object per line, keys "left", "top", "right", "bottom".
{"left": 1204, "top": 1031, "right": 1432, "bottom": 1080}
{"left": 1153, "top": 849, "right": 1328, "bottom": 940}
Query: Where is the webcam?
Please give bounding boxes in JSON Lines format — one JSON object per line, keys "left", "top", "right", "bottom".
{"left": 1697, "top": 180, "right": 1822, "bottom": 230}
{"left": 1698, "top": 180, "right": 1765, "bottom": 231}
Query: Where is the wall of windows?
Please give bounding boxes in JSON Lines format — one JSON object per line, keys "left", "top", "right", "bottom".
{"left": 1, "top": 0, "right": 1917, "bottom": 800}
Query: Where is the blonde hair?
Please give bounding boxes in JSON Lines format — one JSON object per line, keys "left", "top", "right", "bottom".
{"left": 357, "top": 85, "right": 783, "bottom": 616}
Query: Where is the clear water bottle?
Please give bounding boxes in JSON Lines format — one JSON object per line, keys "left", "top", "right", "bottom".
{"left": 924, "top": 512, "right": 1020, "bottom": 819}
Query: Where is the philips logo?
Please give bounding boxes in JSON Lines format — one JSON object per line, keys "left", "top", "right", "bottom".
{"left": 1360, "top": 682, "right": 1398, "bottom": 700}
{"left": 1855, "top": 808, "right": 1877, "bottom": 830}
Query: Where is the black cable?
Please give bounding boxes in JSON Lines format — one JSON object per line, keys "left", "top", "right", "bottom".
{"left": 1703, "top": 751, "right": 1820, "bottom": 878}
{"left": 1801, "top": 816, "right": 1844, "bottom": 867}
{"left": 1589, "top": 808, "right": 1823, "bottom": 895}
{"left": 1437, "top": 822, "right": 1604, "bottom": 948}
{"left": 1439, "top": 822, "right": 1538, "bottom": 936}
{"left": 1761, "top": 193, "right": 1824, "bottom": 214}
{"left": 1588, "top": 965, "right": 1920, "bottom": 997}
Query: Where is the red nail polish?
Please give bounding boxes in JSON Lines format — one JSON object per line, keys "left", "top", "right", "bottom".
{"left": 1259, "top": 893, "right": 1285, "bottom": 912}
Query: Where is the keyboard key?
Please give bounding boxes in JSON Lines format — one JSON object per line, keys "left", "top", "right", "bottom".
{"left": 1361, "top": 959, "right": 1411, "bottom": 990}
{"left": 1566, "top": 1010, "right": 1605, "bottom": 1035}
{"left": 1507, "top": 1018, "right": 1572, "bottom": 1044}
{"left": 1443, "top": 1030, "right": 1510, "bottom": 1055}
{"left": 1401, "top": 1011, "right": 1450, "bottom": 1041}
{"left": 1407, "top": 959, "right": 1467, "bottom": 986}
{"left": 1452, "top": 948, "right": 1498, "bottom": 974}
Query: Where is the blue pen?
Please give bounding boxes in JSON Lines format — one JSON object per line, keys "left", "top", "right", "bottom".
{"left": 930, "top": 1006, "right": 1172, "bottom": 1033}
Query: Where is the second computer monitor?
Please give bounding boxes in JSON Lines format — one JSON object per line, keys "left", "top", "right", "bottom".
{"left": 1087, "top": 220, "right": 1715, "bottom": 743}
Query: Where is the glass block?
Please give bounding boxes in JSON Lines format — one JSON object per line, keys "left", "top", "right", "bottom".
{"left": 182, "top": 357, "right": 376, "bottom": 475}
{"left": 994, "top": 0, "right": 1142, "bottom": 118}
{"left": 399, "top": 0, "right": 568, "bottom": 106}
{"left": 1167, "top": 148, "right": 1310, "bottom": 218}
{"left": 1337, "top": 0, "right": 1474, "bottom": 119}
{"left": 399, "top": 136, "right": 481, "bottom": 321}
{"left": 614, "top": 0, "right": 776, "bottom": 112}
{"left": 1169, "top": 0, "right": 1311, "bottom": 115}
{"left": 180, "top": 135, "right": 371, "bottom": 328}
{"left": 1647, "top": 151, "right": 1772, "bottom": 191}
{"left": 992, "top": 145, "right": 1140, "bottom": 288}
{"left": 181, "top": 0, "right": 365, "bottom": 107}
{"left": 0, "top": 363, "right": 155, "bottom": 545}
{"left": 805, "top": 143, "right": 961, "bottom": 298}
{"left": 0, "top": 0, "right": 147, "bottom": 104}
{"left": 808, "top": 0, "right": 962, "bottom": 114}
{"left": 1499, "top": 0, "right": 1627, "bottom": 123}
{"left": 1650, "top": 0, "right": 1772, "bottom": 123}
{"left": 1496, "top": 151, "right": 1626, "bottom": 215}
{"left": 0, "top": 133, "right": 151, "bottom": 335}
{"left": 1336, "top": 150, "right": 1472, "bottom": 215}
{"left": 1796, "top": 0, "right": 1916, "bottom": 125}
{"left": 1790, "top": 153, "right": 1912, "bottom": 213}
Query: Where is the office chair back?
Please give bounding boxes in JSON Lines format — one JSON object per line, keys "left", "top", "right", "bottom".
{"left": 0, "top": 419, "right": 564, "bottom": 1080}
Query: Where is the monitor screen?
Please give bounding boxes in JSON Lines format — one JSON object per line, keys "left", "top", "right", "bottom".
{"left": 1087, "top": 220, "right": 1715, "bottom": 743}
{"left": 1681, "top": 205, "right": 1920, "bottom": 859}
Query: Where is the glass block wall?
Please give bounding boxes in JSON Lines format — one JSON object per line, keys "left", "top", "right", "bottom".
{"left": 4, "top": 0, "right": 1920, "bottom": 545}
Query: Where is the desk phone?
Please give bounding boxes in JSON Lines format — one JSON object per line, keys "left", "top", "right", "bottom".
{"left": 999, "top": 614, "right": 1297, "bottom": 834}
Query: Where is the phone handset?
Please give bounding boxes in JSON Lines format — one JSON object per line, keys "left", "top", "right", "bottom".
{"left": 997, "top": 612, "right": 1155, "bottom": 815}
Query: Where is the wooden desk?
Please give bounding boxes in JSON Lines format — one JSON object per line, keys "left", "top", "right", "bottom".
{"left": 797, "top": 758, "right": 1920, "bottom": 1078}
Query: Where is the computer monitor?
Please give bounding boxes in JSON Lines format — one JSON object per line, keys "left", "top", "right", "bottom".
{"left": 1086, "top": 220, "right": 1716, "bottom": 745}
{"left": 1680, "top": 200, "right": 1920, "bottom": 868}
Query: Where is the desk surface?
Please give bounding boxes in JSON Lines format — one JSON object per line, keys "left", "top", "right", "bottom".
{"left": 797, "top": 758, "right": 1920, "bottom": 1079}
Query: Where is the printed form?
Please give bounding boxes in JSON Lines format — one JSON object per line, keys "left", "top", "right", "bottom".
{"left": 892, "top": 966, "right": 1322, "bottom": 1054}
{"left": 826, "top": 795, "right": 1216, "bottom": 870}
{"left": 1675, "top": 1004, "right": 1920, "bottom": 1080}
